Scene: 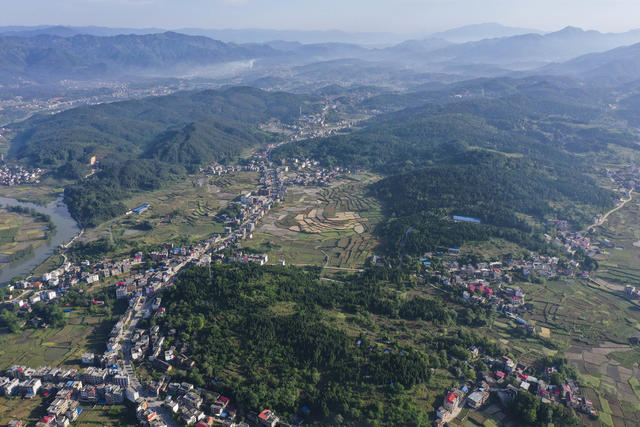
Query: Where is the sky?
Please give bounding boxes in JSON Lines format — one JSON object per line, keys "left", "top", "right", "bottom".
{"left": 0, "top": 0, "right": 639, "bottom": 34}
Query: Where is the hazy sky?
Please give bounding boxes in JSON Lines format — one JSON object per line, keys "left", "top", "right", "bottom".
{"left": 0, "top": 0, "right": 638, "bottom": 34}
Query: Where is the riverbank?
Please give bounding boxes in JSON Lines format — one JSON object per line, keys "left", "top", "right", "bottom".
{"left": 0, "top": 195, "right": 81, "bottom": 284}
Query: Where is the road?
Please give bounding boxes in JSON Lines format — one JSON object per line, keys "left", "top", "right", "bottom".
{"left": 589, "top": 189, "right": 633, "bottom": 231}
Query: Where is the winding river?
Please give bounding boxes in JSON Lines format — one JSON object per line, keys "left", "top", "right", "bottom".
{"left": 0, "top": 195, "right": 80, "bottom": 284}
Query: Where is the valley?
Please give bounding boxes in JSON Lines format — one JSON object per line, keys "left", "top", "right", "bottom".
{"left": 2, "top": 17, "right": 640, "bottom": 427}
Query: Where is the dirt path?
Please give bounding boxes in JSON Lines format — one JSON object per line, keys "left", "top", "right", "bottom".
{"left": 590, "top": 189, "right": 633, "bottom": 231}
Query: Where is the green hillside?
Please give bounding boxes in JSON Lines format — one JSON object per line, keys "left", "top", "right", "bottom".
{"left": 10, "top": 86, "right": 317, "bottom": 171}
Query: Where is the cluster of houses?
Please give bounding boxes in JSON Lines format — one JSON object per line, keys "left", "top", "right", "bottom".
{"left": 0, "top": 164, "right": 45, "bottom": 186}
{"left": 435, "top": 348, "right": 596, "bottom": 425}
{"left": 286, "top": 167, "right": 348, "bottom": 187}
{"left": 199, "top": 163, "right": 262, "bottom": 176}
{"left": 435, "top": 383, "right": 490, "bottom": 425}
{"left": 604, "top": 165, "right": 640, "bottom": 192}
{"left": 0, "top": 364, "right": 137, "bottom": 426}
{"left": 548, "top": 219, "right": 594, "bottom": 257}
{"left": 486, "top": 356, "right": 597, "bottom": 418}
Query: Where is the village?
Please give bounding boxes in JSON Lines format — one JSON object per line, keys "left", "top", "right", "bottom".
{"left": 410, "top": 249, "right": 600, "bottom": 425}
{"left": 0, "top": 156, "right": 605, "bottom": 426}
{"left": 0, "top": 164, "right": 45, "bottom": 186}
{"left": 0, "top": 132, "right": 635, "bottom": 426}
{"left": 0, "top": 139, "right": 341, "bottom": 427}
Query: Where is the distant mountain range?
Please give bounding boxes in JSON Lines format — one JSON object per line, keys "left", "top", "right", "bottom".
{"left": 430, "top": 23, "right": 543, "bottom": 43}
{"left": 399, "top": 26, "right": 640, "bottom": 70}
{"left": 2, "top": 24, "right": 640, "bottom": 89}
{"left": 0, "top": 23, "right": 544, "bottom": 45}
{"left": 0, "top": 25, "right": 408, "bottom": 46}
{"left": 0, "top": 32, "right": 280, "bottom": 84}
{"left": 538, "top": 42, "right": 640, "bottom": 84}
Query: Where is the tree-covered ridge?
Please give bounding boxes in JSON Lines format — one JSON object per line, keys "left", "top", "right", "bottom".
{"left": 372, "top": 151, "right": 614, "bottom": 256}
{"left": 7, "top": 86, "right": 318, "bottom": 226}
{"left": 144, "top": 120, "right": 275, "bottom": 169}
{"left": 64, "top": 157, "right": 185, "bottom": 227}
{"left": 160, "top": 264, "right": 499, "bottom": 424}
{"left": 272, "top": 90, "right": 634, "bottom": 172}
{"left": 10, "top": 86, "right": 317, "bottom": 170}
{"left": 0, "top": 32, "right": 280, "bottom": 84}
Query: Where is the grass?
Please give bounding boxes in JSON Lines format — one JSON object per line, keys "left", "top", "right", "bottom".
{"left": 599, "top": 394, "right": 612, "bottom": 414}
{"left": 0, "top": 307, "right": 116, "bottom": 369}
{"left": 0, "top": 208, "right": 51, "bottom": 264}
{"left": 76, "top": 404, "right": 137, "bottom": 426}
{"left": 629, "top": 378, "right": 640, "bottom": 401}
{"left": 607, "top": 349, "right": 640, "bottom": 369}
{"left": 74, "top": 171, "right": 259, "bottom": 259}
{"left": 0, "top": 184, "right": 64, "bottom": 206}
{"left": 0, "top": 397, "right": 137, "bottom": 426}
{"left": 0, "top": 396, "right": 46, "bottom": 425}
{"left": 598, "top": 411, "right": 614, "bottom": 427}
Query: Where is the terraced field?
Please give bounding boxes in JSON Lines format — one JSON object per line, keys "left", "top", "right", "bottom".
{"left": 244, "top": 173, "right": 382, "bottom": 268}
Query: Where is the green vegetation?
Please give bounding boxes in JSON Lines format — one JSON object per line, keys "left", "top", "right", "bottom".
{"left": 0, "top": 207, "right": 54, "bottom": 268}
{"left": 145, "top": 119, "right": 275, "bottom": 170}
{"left": 10, "top": 86, "right": 314, "bottom": 171}
{"left": 272, "top": 88, "right": 630, "bottom": 255}
{"left": 8, "top": 87, "right": 318, "bottom": 227}
{"left": 67, "top": 171, "right": 258, "bottom": 260}
{"left": 64, "top": 158, "right": 185, "bottom": 227}
{"left": 510, "top": 390, "right": 579, "bottom": 426}
{"left": 160, "top": 263, "right": 504, "bottom": 424}
{"left": 373, "top": 151, "right": 612, "bottom": 256}
{"left": 241, "top": 175, "right": 382, "bottom": 268}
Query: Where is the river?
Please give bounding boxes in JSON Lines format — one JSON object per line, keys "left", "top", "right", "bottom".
{"left": 0, "top": 195, "right": 80, "bottom": 284}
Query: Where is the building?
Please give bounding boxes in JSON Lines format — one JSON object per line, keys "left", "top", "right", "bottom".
{"left": 113, "top": 374, "right": 130, "bottom": 388}
{"left": 443, "top": 392, "right": 459, "bottom": 410}
{"left": 467, "top": 391, "right": 489, "bottom": 408}
{"left": 258, "top": 409, "right": 279, "bottom": 427}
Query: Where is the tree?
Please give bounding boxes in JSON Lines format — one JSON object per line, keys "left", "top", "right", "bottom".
{"left": 511, "top": 391, "right": 539, "bottom": 424}
{"left": 0, "top": 309, "right": 21, "bottom": 333}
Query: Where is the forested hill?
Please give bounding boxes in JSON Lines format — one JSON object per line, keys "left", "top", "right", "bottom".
{"left": 272, "top": 94, "right": 633, "bottom": 172}
{"left": 273, "top": 82, "right": 633, "bottom": 255}
{"left": 144, "top": 120, "right": 272, "bottom": 168}
{"left": 372, "top": 152, "right": 613, "bottom": 256}
{"left": 10, "top": 86, "right": 316, "bottom": 172}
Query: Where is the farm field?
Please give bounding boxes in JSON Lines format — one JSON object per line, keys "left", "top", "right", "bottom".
{"left": 242, "top": 173, "right": 382, "bottom": 269}
{"left": 592, "top": 197, "right": 640, "bottom": 287}
{"left": 0, "top": 306, "right": 116, "bottom": 370}
{"left": 579, "top": 195, "right": 640, "bottom": 425}
{"left": 0, "top": 396, "right": 136, "bottom": 426}
{"left": 74, "top": 171, "right": 259, "bottom": 259}
{"left": 0, "top": 207, "right": 51, "bottom": 271}
{"left": 0, "top": 184, "right": 64, "bottom": 206}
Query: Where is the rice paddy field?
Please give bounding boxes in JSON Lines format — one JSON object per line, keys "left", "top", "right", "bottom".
{"left": 242, "top": 173, "right": 383, "bottom": 269}
{"left": 488, "top": 192, "right": 640, "bottom": 425}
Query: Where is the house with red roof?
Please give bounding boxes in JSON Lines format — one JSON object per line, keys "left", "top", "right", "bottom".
{"left": 258, "top": 409, "right": 279, "bottom": 427}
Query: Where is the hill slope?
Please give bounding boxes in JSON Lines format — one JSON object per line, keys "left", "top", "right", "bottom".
{"left": 10, "top": 86, "right": 315, "bottom": 170}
